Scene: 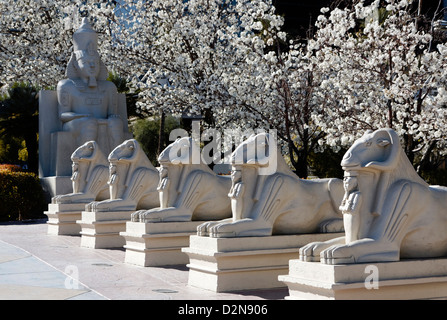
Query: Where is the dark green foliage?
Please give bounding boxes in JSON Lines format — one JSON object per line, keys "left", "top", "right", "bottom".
{"left": 131, "top": 115, "right": 181, "bottom": 166}
{"left": 0, "top": 82, "right": 39, "bottom": 174}
{"left": 308, "top": 146, "right": 347, "bottom": 179}
{"left": 0, "top": 170, "right": 46, "bottom": 221}
{"left": 0, "top": 136, "right": 23, "bottom": 166}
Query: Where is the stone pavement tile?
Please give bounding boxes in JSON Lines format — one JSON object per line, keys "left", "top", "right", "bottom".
{"left": 0, "top": 242, "right": 30, "bottom": 264}
{"left": 0, "top": 220, "right": 288, "bottom": 300}
{"left": 0, "top": 284, "right": 90, "bottom": 300}
{"left": 0, "top": 239, "right": 107, "bottom": 300}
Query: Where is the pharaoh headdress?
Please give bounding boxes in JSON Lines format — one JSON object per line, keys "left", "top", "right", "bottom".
{"left": 66, "top": 18, "right": 108, "bottom": 85}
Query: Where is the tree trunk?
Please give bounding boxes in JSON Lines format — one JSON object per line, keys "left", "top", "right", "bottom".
{"left": 387, "top": 99, "right": 393, "bottom": 129}
{"left": 417, "top": 139, "right": 438, "bottom": 175}
{"left": 157, "top": 110, "right": 165, "bottom": 155}
{"left": 295, "top": 149, "right": 308, "bottom": 179}
{"left": 297, "top": 128, "right": 310, "bottom": 179}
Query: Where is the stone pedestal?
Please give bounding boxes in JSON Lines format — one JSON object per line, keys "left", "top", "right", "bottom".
{"left": 120, "top": 221, "right": 205, "bottom": 267}
{"left": 279, "top": 258, "right": 447, "bottom": 300}
{"left": 45, "top": 203, "right": 85, "bottom": 235}
{"left": 77, "top": 210, "right": 133, "bottom": 249}
{"left": 182, "top": 233, "right": 343, "bottom": 292}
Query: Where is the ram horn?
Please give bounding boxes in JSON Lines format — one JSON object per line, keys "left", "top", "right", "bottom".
{"left": 364, "top": 128, "right": 401, "bottom": 171}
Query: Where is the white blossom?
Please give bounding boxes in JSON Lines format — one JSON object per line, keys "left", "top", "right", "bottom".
{"left": 310, "top": 0, "right": 447, "bottom": 164}
{"left": 0, "top": 0, "right": 445, "bottom": 174}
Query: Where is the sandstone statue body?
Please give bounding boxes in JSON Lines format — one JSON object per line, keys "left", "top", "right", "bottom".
{"left": 132, "top": 137, "right": 232, "bottom": 222}
{"left": 51, "top": 141, "right": 109, "bottom": 204}
{"left": 300, "top": 128, "right": 447, "bottom": 264}
{"left": 198, "top": 133, "right": 345, "bottom": 237}
{"left": 86, "top": 139, "right": 159, "bottom": 212}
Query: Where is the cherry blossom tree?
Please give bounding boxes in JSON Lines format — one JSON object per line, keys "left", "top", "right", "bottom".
{"left": 0, "top": 0, "right": 118, "bottom": 89}
{"left": 1, "top": 0, "right": 445, "bottom": 179}
{"left": 310, "top": 0, "right": 447, "bottom": 172}
{"left": 101, "top": 0, "right": 324, "bottom": 174}
{"left": 221, "top": 35, "right": 331, "bottom": 177}
{"left": 1, "top": 0, "right": 304, "bottom": 169}
{"left": 101, "top": 0, "right": 288, "bottom": 128}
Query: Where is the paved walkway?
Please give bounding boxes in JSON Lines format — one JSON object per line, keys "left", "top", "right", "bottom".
{"left": 0, "top": 219, "right": 288, "bottom": 300}
{"left": 0, "top": 239, "right": 105, "bottom": 300}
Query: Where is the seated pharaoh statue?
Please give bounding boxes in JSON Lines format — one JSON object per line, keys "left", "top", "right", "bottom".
{"left": 39, "top": 18, "right": 131, "bottom": 196}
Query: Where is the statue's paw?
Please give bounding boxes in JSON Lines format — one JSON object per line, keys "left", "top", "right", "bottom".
{"left": 196, "top": 224, "right": 207, "bottom": 236}
{"left": 299, "top": 242, "right": 322, "bottom": 262}
{"left": 91, "top": 199, "right": 136, "bottom": 212}
{"left": 58, "top": 194, "right": 94, "bottom": 205}
{"left": 140, "top": 207, "right": 192, "bottom": 223}
{"left": 321, "top": 239, "right": 399, "bottom": 264}
{"left": 319, "top": 218, "right": 344, "bottom": 233}
{"left": 53, "top": 194, "right": 75, "bottom": 204}
{"left": 209, "top": 223, "right": 236, "bottom": 238}
{"left": 197, "top": 221, "right": 218, "bottom": 236}
{"left": 141, "top": 213, "right": 190, "bottom": 223}
{"left": 87, "top": 200, "right": 115, "bottom": 212}
{"left": 91, "top": 201, "right": 105, "bottom": 211}
{"left": 131, "top": 210, "right": 145, "bottom": 222}
{"left": 320, "top": 244, "right": 355, "bottom": 265}
{"left": 139, "top": 210, "right": 163, "bottom": 223}
{"left": 51, "top": 195, "right": 59, "bottom": 203}
{"left": 51, "top": 195, "right": 62, "bottom": 204}
{"left": 85, "top": 201, "right": 98, "bottom": 211}
{"left": 108, "top": 205, "right": 136, "bottom": 212}
{"left": 209, "top": 219, "right": 271, "bottom": 238}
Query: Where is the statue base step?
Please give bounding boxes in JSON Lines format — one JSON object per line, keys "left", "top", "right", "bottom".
{"left": 278, "top": 258, "right": 447, "bottom": 300}
{"left": 182, "top": 233, "right": 343, "bottom": 292}
{"left": 45, "top": 203, "right": 85, "bottom": 235}
{"left": 120, "top": 221, "right": 205, "bottom": 267}
{"left": 77, "top": 210, "right": 133, "bottom": 249}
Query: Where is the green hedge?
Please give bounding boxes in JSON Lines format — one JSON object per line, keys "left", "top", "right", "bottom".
{"left": 0, "top": 170, "right": 46, "bottom": 221}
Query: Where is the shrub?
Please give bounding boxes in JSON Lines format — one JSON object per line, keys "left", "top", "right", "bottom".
{"left": 131, "top": 115, "right": 181, "bottom": 165}
{"left": 0, "top": 170, "right": 46, "bottom": 221}
{"left": 0, "top": 164, "right": 23, "bottom": 172}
